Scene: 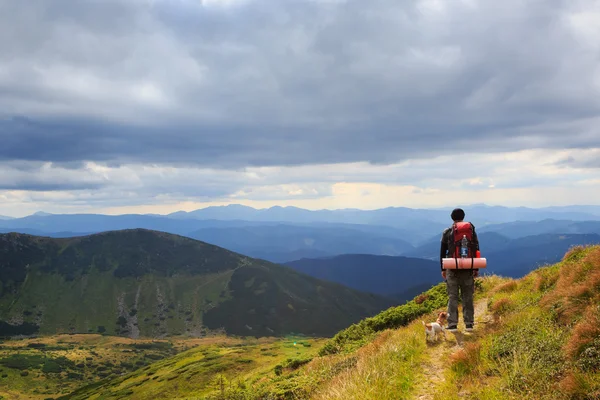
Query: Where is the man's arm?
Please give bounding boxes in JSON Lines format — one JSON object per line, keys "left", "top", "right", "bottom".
{"left": 471, "top": 223, "right": 480, "bottom": 277}
{"left": 471, "top": 223, "right": 480, "bottom": 251}
{"left": 440, "top": 229, "right": 449, "bottom": 271}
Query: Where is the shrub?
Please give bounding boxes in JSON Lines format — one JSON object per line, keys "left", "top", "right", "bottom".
{"left": 320, "top": 283, "right": 447, "bottom": 355}
{"left": 577, "top": 337, "right": 600, "bottom": 372}
{"left": 274, "top": 364, "right": 283, "bottom": 376}
{"left": 42, "top": 360, "right": 63, "bottom": 373}
{"left": 284, "top": 357, "right": 312, "bottom": 370}
{"left": 0, "top": 354, "right": 45, "bottom": 370}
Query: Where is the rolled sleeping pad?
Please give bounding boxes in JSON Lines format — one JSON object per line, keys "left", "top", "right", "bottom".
{"left": 442, "top": 258, "right": 487, "bottom": 269}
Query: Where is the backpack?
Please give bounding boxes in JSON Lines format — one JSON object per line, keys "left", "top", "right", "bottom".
{"left": 449, "top": 221, "right": 477, "bottom": 259}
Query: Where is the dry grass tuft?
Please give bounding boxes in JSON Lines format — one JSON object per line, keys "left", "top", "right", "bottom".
{"left": 493, "top": 280, "right": 518, "bottom": 293}
{"left": 414, "top": 294, "right": 429, "bottom": 305}
{"left": 564, "top": 305, "right": 600, "bottom": 360}
{"left": 449, "top": 342, "right": 481, "bottom": 378}
{"left": 558, "top": 371, "right": 592, "bottom": 400}
{"left": 490, "top": 297, "right": 514, "bottom": 317}
{"left": 541, "top": 247, "right": 600, "bottom": 324}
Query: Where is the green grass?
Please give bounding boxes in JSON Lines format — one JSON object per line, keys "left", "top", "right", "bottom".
{"left": 318, "top": 282, "right": 448, "bottom": 355}
{"left": 0, "top": 269, "right": 234, "bottom": 337}
{"left": 0, "top": 334, "right": 187, "bottom": 399}
{"left": 434, "top": 245, "right": 600, "bottom": 400}
{"left": 59, "top": 336, "right": 326, "bottom": 400}
{"left": 1, "top": 230, "right": 394, "bottom": 339}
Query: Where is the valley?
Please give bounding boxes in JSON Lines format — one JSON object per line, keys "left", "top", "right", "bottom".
{"left": 1, "top": 206, "right": 600, "bottom": 399}
{"left": 0, "top": 333, "right": 325, "bottom": 399}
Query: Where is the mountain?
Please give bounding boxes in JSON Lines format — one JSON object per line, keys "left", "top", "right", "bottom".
{"left": 0, "top": 228, "right": 92, "bottom": 237}
{"left": 484, "top": 233, "right": 600, "bottom": 278}
{"left": 168, "top": 204, "right": 600, "bottom": 225}
{"left": 0, "top": 213, "right": 237, "bottom": 235}
{"left": 56, "top": 245, "right": 600, "bottom": 400}
{"left": 169, "top": 204, "right": 258, "bottom": 220}
{"left": 187, "top": 224, "right": 415, "bottom": 263}
{"left": 480, "top": 219, "right": 600, "bottom": 238}
{"left": 0, "top": 215, "right": 13, "bottom": 220}
{"left": 284, "top": 232, "right": 600, "bottom": 300}
{"left": 0, "top": 230, "right": 394, "bottom": 338}
{"left": 285, "top": 254, "right": 440, "bottom": 301}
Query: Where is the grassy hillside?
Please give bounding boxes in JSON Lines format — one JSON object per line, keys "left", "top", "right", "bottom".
{"left": 0, "top": 334, "right": 325, "bottom": 399}
{"left": 0, "top": 230, "right": 393, "bottom": 338}
{"left": 62, "top": 244, "right": 600, "bottom": 399}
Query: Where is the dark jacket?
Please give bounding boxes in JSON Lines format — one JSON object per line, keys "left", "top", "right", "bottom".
{"left": 439, "top": 222, "right": 480, "bottom": 271}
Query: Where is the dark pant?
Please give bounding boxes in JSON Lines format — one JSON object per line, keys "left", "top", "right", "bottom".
{"left": 446, "top": 269, "right": 475, "bottom": 326}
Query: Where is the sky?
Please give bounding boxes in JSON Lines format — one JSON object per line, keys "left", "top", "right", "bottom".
{"left": 1, "top": 0, "right": 600, "bottom": 217}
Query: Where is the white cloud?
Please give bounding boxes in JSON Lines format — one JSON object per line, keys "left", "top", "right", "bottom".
{"left": 1, "top": 147, "right": 599, "bottom": 216}
{"left": 1, "top": 0, "right": 600, "bottom": 214}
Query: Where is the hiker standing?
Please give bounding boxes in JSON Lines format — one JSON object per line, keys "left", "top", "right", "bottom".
{"left": 439, "top": 208, "right": 480, "bottom": 332}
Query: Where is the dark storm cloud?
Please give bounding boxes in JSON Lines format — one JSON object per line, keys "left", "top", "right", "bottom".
{"left": 1, "top": 0, "right": 599, "bottom": 168}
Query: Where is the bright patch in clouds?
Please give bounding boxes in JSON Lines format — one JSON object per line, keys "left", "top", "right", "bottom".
{"left": 1, "top": 148, "right": 599, "bottom": 217}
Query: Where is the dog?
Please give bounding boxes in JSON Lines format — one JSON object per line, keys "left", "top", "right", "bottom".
{"left": 422, "top": 311, "right": 448, "bottom": 342}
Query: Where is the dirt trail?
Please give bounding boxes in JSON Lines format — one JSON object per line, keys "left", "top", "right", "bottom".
{"left": 413, "top": 298, "right": 490, "bottom": 400}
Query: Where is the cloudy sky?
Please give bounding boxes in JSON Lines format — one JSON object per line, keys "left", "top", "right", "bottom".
{"left": 1, "top": 0, "right": 599, "bottom": 217}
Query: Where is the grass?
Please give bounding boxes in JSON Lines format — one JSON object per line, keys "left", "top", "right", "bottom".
{"left": 3, "top": 245, "right": 600, "bottom": 400}
{"left": 432, "top": 245, "right": 600, "bottom": 400}
{"left": 60, "top": 335, "right": 326, "bottom": 400}
{"left": 0, "top": 334, "right": 197, "bottom": 399}
{"left": 0, "top": 269, "right": 234, "bottom": 337}
{"left": 319, "top": 282, "right": 448, "bottom": 356}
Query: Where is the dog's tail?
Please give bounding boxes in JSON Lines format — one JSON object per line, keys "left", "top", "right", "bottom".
{"left": 421, "top": 321, "right": 425, "bottom": 326}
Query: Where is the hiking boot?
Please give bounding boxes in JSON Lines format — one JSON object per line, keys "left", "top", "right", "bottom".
{"left": 465, "top": 324, "right": 474, "bottom": 332}
{"left": 446, "top": 325, "right": 458, "bottom": 333}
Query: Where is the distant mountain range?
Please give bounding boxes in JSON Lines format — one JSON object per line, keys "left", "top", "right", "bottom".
{"left": 286, "top": 255, "right": 440, "bottom": 302}
{"left": 286, "top": 234, "right": 600, "bottom": 295}
{"left": 0, "top": 230, "right": 394, "bottom": 338}
{"left": 1, "top": 206, "right": 600, "bottom": 265}
{"left": 187, "top": 224, "right": 414, "bottom": 263}
{"left": 167, "top": 204, "right": 600, "bottom": 224}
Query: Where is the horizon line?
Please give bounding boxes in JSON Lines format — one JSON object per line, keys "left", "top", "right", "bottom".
{"left": 3, "top": 202, "right": 600, "bottom": 219}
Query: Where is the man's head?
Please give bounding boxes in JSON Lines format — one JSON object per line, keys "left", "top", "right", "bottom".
{"left": 451, "top": 208, "right": 465, "bottom": 222}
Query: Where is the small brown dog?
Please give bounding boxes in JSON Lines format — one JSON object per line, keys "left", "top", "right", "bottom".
{"left": 422, "top": 311, "right": 448, "bottom": 341}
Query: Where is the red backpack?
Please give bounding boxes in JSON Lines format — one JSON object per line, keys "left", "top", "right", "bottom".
{"left": 451, "top": 221, "right": 476, "bottom": 258}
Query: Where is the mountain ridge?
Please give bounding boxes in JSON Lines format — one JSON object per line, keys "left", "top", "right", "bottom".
{"left": 285, "top": 254, "right": 440, "bottom": 300}
{"left": 0, "top": 229, "right": 394, "bottom": 338}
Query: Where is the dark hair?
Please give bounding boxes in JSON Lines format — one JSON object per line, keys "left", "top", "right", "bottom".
{"left": 451, "top": 208, "right": 465, "bottom": 221}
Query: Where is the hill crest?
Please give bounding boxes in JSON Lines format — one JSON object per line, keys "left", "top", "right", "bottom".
{"left": 0, "top": 229, "right": 394, "bottom": 338}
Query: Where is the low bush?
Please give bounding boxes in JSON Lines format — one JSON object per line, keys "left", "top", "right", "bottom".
{"left": 320, "top": 283, "right": 448, "bottom": 355}
{"left": 284, "top": 357, "right": 312, "bottom": 370}
{"left": 0, "top": 354, "right": 45, "bottom": 370}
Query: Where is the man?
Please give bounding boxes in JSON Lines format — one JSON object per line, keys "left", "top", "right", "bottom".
{"left": 440, "top": 208, "right": 480, "bottom": 333}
